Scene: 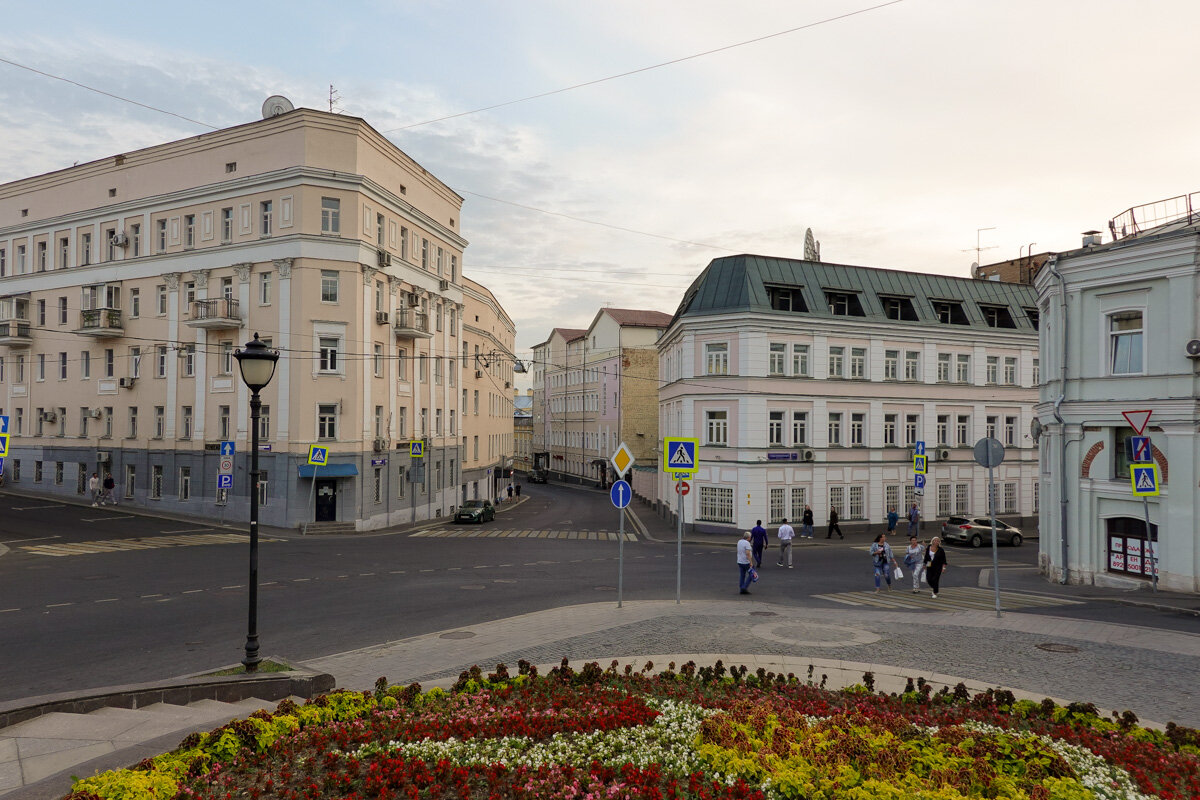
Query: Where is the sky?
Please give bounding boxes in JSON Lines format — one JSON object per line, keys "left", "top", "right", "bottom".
{"left": 2, "top": 0, "right": 1199, "bottom": 377}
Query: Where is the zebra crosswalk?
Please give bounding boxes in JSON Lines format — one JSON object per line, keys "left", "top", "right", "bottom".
{"left": 813, "top": 585, "right": 1083, "bottom": 612}
{"left": 411, "top": 528, "right": 637, "bottom": 542}
{"left": 21, "top": 532, "right": 270, "bottom": 557}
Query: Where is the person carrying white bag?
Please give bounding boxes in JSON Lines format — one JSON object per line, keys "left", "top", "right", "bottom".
{"left": 904, "top": 535, "right": 926, "bottom": 593}
{"left": 870, "top": 533, "right": 899, "bottom": 592}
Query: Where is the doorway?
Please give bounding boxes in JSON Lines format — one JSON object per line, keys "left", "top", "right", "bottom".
{"left": 315, "top": 479, "right": 337, "bottom": 521}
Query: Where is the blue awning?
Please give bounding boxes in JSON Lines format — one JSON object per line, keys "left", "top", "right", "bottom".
{"left": 297, "top": 463, "right": 359, "bottom": 478}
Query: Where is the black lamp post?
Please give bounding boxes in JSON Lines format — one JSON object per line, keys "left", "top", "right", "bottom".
{"left": 233, "top": 333, "right": 279, "bottom": 672}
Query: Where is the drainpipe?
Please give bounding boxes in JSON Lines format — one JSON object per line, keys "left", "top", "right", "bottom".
{"left": 1048, "top": 254, "right": 1070, "bottom": 584}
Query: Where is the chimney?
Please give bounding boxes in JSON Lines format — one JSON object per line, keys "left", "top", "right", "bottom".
{"left": 1082, "top": 230, "right": 1103, "bottom": 247}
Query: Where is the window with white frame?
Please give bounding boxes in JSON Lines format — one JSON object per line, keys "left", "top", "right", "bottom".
{"left": 829, "top": 485, "right": 844, "bottom": 516}
{"left": 886, "top": 484, "right": 899, "bottom": 514}
{"left": 955, "top": 354, "right": 971, "bottom": 383}
{"left": 1003, "top": 357, "right": 1017, "bottom": 385}
{"left": 260, "top": 200, "right": 272, "bottom": 236}
{"left": 178, "top": 466, "right": 191, "bottom": 501}
{"left": 791, "top": 411, "right": 808, "bottom": 445}
{"left": 954, "top": 483, "right": 970, "bottom": 514}
{"left": 768, "top": 410, "right": 784, "bottom": 445}
{"left": 905, "top": 414, "right": 919, "bottom": 446}
{"left": 705, "top": 410, "right": 728, "bottom": 445}
{"left": 1003, "top": 482, "right": 1016, "bottom": 514}
{"left": 156, "top": 345, "right": 167, "bottom": 377}
{"left": 373, "top": 343, "right": 384, "bottom": 377}
{"left": 259, "top": 272, "right": 271, "bottom": 305}
{"left": 883, "top": 350, "right": 898, "bottom": 380}
{"left": 154, "top": 406, "right": 164, "bottom": 438}
{"left": 850, "top": 347, "right": 866, "bottom": 379}
{"left": 768, "top": 342, "right": 786, "bottom": 375}
{"left": 124, "top": 464, "right": 135, "bottom": 498}
{"left": 156, "top": 285, "right": 167, "bottom": 315}
{"left": 1004, "top": 415, "right": 1017, "bottom": 446}
{"left": 318, "top": 404, "right": 337, "bottom": 440}
{"left": 320, "top": 270, "right": 339, "bottom": 302}
{"left": 319, "top": 337, "right": 340, "bottom": 372}
{"left": 986, "top": 356, "right": 998, "bottom": 384}
{"left": 769, "top": 487, "right": 786, "bottom": 523}
{"left": 904, "top": 484, "right": 916, "bottom": 510}
{"left": 1109, "top": 311, "right": 1143, "bottom": 374}
{"left": 937, "top": 353, "right": 951, "bottom": 382}
{"left": 221, "top": 207, "right": 233, "bottom": 243}
{"left": 181, "top": 406, "right": 192, "bottom": 439}
{"left": 258, "top": 470, "right": 269, "bottom": 506}
{"left": 828, "top": 412, "right": 842, "bottom": 446}
{"left": 848, "top": 486, "right": 864, "bottom": 519}
{"left": 850, "top": 412, "right": 865, "bottom": 446}
{"left": 986, "top": 415, "right": 998, "bottom": 440}
{"left": 698, "top": 486, "right": 734, "bottom": 522}
{"left": 218, "top": 405, "right": 230, "bottom": 440}
{"left": 936, "top": 414, "right": 949, "bottom": 446}
{"left": 1032, "top": 358, "right": 1040, "bottom": 386}
{"left": 259, "top": 405, "right": 270, "bottom": 439}
{"left": 321, "top": 197, "right": 340, "bottom": 233}
{"left": 183, "top": 345, "right": 195, "bottom": 377}
{"left": 883, "top": 413, "right": 897, "bottom": 446}
{"left": 704, "top": 342, "right": 728, "bottom": 375}
{"left": 220, "top": 341, "right": 233, "bottom": 375}
{"left": 956, "top": 414, "right": 970, "bottom": 446}
{"left": 938, "top": 483, "right": 951, "bottom": 516}
{"left": 828, "top": 346, "right": 844, "bottom": 378}
{"left": 904, "top": 350, "right": 920, "bottom": 381}
{"left": 790, "top": 486, "right": 807, "bottom": 521}
{"left": 792, "top": 344, "right": 809, "bottom": 376}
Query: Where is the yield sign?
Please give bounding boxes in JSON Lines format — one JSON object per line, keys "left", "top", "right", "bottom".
{"left": 1122, "top": 409, "right": 1152, "bottom": 435}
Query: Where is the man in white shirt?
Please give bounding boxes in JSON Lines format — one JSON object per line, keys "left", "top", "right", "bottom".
{"left": 776, "top": 519, "right": 796, "bottom": 568}
{"left": 737, "top": 531, "right": 754, "bottom": 594}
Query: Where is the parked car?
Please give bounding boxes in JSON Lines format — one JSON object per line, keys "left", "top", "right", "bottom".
{"left": 454, "top": 499, "right": 495, "bottom": 524}
{"left": 528, "top": 468, "right": 549, "bottom": 484}
{"left": 941, "top": 515, "right": 1024, "bottom": 547}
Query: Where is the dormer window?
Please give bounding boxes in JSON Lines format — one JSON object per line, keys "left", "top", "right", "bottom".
{"left": 880, "top": 295, "right": 918, "bottom": 321}
{"left": 979, "top": 304, "right": 1016, "bottom": 328}
{"left": 932, "top": 300, "right": 969, "bottom": 325}
{"left": 766, "top": 284, "right": 808, "bottom": 312}
{"left": 1024, "top": 307, "right": 1039, "bottom": 330}
{"left": 825, "top": 290, "right": 865, "bottom": 316}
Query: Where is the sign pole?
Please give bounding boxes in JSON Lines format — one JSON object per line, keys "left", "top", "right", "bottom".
{"left": 303, "top": 463, "right": 319, "bottom": 536}
{"left": 988, "top": 460, "right": 1001, "bottom": 618}
{"left": 676, "top": 478, "right": 682, "bottom": 605}
{"left": 618, "top": 502, "right": 625, "bottom": 608}
{"left": 1142, "top": 495, "right": 1157, "bottom": 592}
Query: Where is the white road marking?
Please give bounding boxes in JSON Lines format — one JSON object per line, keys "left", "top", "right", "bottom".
{"left": 46, "top": 602, "right": 74, "bottom": 608}
{"left": 0, "top": 536, "right": 60, "bottom": 544}
{"left": 94, "top": 598, "right": 118, "bottom": 603}
{"left": 10, "top": 504, "right": 65, "bottom": 511}
{"left": 81, "top": 515, "right": 135, "bottom": 522}
{"left": 161, "top": 527, "right": 218, "bottom": 534}
{"left": 182, "top": 589, "right": 204, "bottom": 594}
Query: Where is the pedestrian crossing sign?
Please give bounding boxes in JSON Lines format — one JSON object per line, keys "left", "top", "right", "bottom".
{"left": 307, "top": 445, "right": 329, "bottom": 466}
{"left": 1131, "top": 463, "right": 1160, "bottom": 496}
{"left": 662, "top": 437, "right": 699, "bottom": 476}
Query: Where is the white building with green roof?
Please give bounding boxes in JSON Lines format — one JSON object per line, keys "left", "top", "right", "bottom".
{"left": 657, "top": 254, "right": 1040, "bottom": 536}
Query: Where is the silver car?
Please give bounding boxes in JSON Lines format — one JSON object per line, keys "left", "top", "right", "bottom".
{"left": 940, "top": 515, "right": 1024, "bottom": 547}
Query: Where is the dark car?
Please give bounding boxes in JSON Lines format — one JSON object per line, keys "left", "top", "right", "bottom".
{"left": 454, "top": 499, "right": 495, "bottom": 524}
{"left": 528, "top": 468, "right": 549, "bottom": 484}
{"left": 941, "top": 515, "right": 1023, "bottom": 547}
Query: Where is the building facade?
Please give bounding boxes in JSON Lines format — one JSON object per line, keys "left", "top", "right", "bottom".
{"left": 0, "top": 106, "right": 514, "bottom": 529}
{"left": 658, "top": 255, "right": 1040, "bottom": 534}
{"left": 513, "top": 389, "right": 532, "bottom": 472}
{"left": 461, "top": 277, "right": 517, "bottom": 501}
{"left": 1035, "top": 200, "right": 1200, "bottom": 593}
{"left": 531, "top": 308, "right": 671, "bottom": 484}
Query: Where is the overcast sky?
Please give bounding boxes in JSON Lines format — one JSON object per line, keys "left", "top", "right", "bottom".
{"left": 2, "top": 0, "right": 1199, "bottom": 371}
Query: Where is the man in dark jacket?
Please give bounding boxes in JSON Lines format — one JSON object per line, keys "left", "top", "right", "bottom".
{"left": 801, "top": 505, "right": 815, "bottom": 538}
{"left": 825, "top": 507, "right": 844, "bottom": 539}
{"left": 749, "top": 520, "right": 768, "bottom": 568}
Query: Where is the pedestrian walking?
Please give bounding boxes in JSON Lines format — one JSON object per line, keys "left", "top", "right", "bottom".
{"left": 101, "top": 473, "right": 116, "bottom": 505}
{"left": 825, "top": 507, "right": 844, "bottom": 539}
{"left": 886, "top": 506, "right": 899, "bottom": 534}
{"left": 514, "top": 484, "right": 521, "bottom": 497}
{"left": 776, "top": 518, "right": 795, "bottom": 568}
{"left": 801, "top": 505, "right": 814, "bottom": 538}
{"left": 870, "top": 533, "right": 898, "bottom": 592}
{"left": 907, "top": 502, "right": 921, "bottom": 536}
{"left": 924, "top": 536, "right": 949, "bottom": 599}
{"left": 507, "top": 484, "right": 513, "bottom": 499}
{"left": 89, "top": 472, "right": 101, "bottom": 506}
{"left": 737, "top": 531, "right": 754, "bottom": 594}
{"left": 904, "top": 535, "right": 926, "bottom": 592}
{"left": 750, "top": 520, "right": 768, "bottom": 568}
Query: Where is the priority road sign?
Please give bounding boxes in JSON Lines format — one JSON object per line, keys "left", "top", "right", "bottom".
{"left": 610, "top": 479, "right": 632, "bottom": 509}
{"left": 1129, "top": 436, "right": 1152, "bottom": 463}
{"left": 220, "top": 440, "right": 236, "bottom": 457}
{"left": 307, "top": 445, "right": 329, "bottom": 466}
{"left": 914, "top": 473, "right": 926, "bottom": 490}
{"left": 662, "top": 437, "right": 698, "bottom": 476}
{"left": 410, "top": 441, "right": 424, "bottom": 458}
{"left": 913, "top": 455, "right": 927, "bottom": 474}
{"left": 1131, "top": 464, "right": 1160, "bottom": 496}
{"left": 611, "top": 442, "right": 635, "bottom": 478}
{"left": 217, "top": 473, "right": 233, "bottom": 490}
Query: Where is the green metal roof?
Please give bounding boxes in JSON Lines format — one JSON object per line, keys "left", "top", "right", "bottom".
{"left": 671, "top": 254, "right": 1039, "bottom": 331}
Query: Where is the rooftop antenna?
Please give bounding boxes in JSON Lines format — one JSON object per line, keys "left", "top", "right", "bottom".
{"left": 962, "top": 226, "right": 997, "bottom": 266}
{"left": 328, "top": 85, "right": 342, "bottom": 114}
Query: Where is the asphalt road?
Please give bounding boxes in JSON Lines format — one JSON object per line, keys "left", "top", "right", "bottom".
{"left": 0, "top": 483, "right": 1192, "bottom": 703}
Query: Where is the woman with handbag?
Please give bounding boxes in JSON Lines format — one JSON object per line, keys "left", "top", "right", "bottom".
{"left": 870, "top": 533, "right": 897, "bottom": 592}
{"left": 924, "top": 536, "right": 949, "bottom": 599}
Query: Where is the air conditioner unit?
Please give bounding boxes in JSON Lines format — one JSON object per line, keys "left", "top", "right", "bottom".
{"left": 41, "top": 411, "right": 57, "bottom": 422}
{"left": 408, "top": 293, "right": 421, "bottom": 307}
{"left": 88, "top": 408, "right": 103, "bottom": 419}
{"left": 475, "top": 370, "right": 483, "bottom": 378}
{"left": 438, "top": 279, "right": 450, "bottom": 291}
{"left": 373, "top": 438, "right": 386, "bottom": 453}
{"left": 375, "top": 311, "right": 390, "bottom": 325}
{"left": 96, "top": 451, "right": 110, "bottom": 463}
{"left": 800, "top": 448, "right": 816, "bottom": 462}
{"left": 1186, "top": 339, "right": 1200, "bottom": 359}
{"left": 936, "top": 448, "right": 951, "bottom": 461}
{"left": 111, "top": 233, "right": 129, "bottom": 247}
{"left": 377, "top": 249, "right": 391, "bottom": 267}
{"left": 118, "top": 377, "right": 136, "bottom": 388}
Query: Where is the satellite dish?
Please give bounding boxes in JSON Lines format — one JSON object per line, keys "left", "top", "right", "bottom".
{"left": 1030, "top": 418, "right": 1043, "bottom": 443}
{"left": 262, "top": 95, "right": 295, "bottom": 119}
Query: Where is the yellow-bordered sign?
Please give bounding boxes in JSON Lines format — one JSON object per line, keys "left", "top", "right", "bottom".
{"left": 307, "top": 444, "right": 329, "bottom": 466}
{"left": 913, "top": 455, "right": 927, "bottom": 474}
{"left": 1130, "top": 463, "right": 1160, "bottom": 496}
{"left": 662, "top": 437, "right": 699, "bottom": 476}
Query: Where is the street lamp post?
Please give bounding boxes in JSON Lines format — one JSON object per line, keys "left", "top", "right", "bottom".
{"left": 233, "top": 333, "right": 279, "bottom": 672}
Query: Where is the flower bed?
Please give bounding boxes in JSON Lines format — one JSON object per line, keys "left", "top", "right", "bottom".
{"left": 64, "top": 660, "right": 1200, "bottom": 800}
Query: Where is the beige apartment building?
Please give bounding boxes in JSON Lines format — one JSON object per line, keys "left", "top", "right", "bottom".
{"left": 531, "top": 308, "right": 671, "bottom": 485}
{"left": 461, "top": 277, "right": 517, "bottom": 501}
{"left": 0, "top": 106, "right": 515, "bottom": 529}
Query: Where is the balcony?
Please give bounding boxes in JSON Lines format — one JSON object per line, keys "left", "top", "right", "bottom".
{"left": 393, "top": 308, "right": 432, "bottom": 339}
{"left": 78, "top": 308, "right": 123, "bottom": 338}
{"left": 186, "top": 298, "right": 242, "bottom": 330}
{"left": 0, "top": 320, "right": 32, "bottom": 347}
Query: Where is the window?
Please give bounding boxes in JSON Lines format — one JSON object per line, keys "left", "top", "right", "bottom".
{"left": 16, "top": 244, "right": 26, "bottom": 273}
{"left": 955, "top": 354, "right": 971, "bottom": 383}
{"left": 768, "top": 411, "right": 784, "bottom": 446}
{"left": 376, "top": 213, "right": 385, "bottom": 245}
{"left": 59, "top": 238, "right": 69, "bottom": 267}
{"left": 1109, "top": 311, "right": 1143, "bottom": 374}
{"left": 883, "top": 350, "right": 899, "bottom": 380}
{"left": 218, "top": 405, "right": 230, "bottom": 440}
{"left": 181, "top": 406, "right": 193, "bottom": 439}
{"left": 421, "top": 238, "right": 429, "bottom": 268}
{"left": 81, "top": 233, "right": 91, "bottom": 265}
{"left": 849, "top": 348, "right": 866, "bottom": 379}
{"left": 937, "top": 353, "right": 951, "bottom": 382}
{"left": 216, "top": 340, "right": 232, "bottom": 375}
{"left": 1033, "top": 481, "right": 1040, "bottom": 513}
{"left": 157, "top": 219, "right": 167, "bottom": 252}
{"left": 373, "top": 467, "right": 383, "bottom": 503}
{"left": 1032, "top": 358, "right": 1040, "bottom": 386}
{"left": 156, "top": 284, "right": 167, "bottom": 315}
{"left": 1003, "top": 483, "right": 1017, "bottom": 514}
{"left": 1113, "top": 425, "right": 1138, "bottom": 479}
{"left": 178, "top": 467, "right": 191, "bottom": 501}
{"left": 954, "top": 483, "right": 969, "bottom": 514}
{"left": 791, "top": 344, "right": 809, "bottom": 376}
{"left": 698, "top": 486, "right": 734, "bottom": 522}
{"left": 769, "top": 487, "right": 785, "bottom": 523}
{"left": 37, "top": 299, "right": 45, "bottom": 326}
{"left": 34, "top": 460, "right": 42, "bottom": 482}
{"left": 829, "top": 485, "right": 844, "bottom": 517}
{"left": 938, "top": 483, "right": 952, "bottom": 516}
{"left": 705, "top": 343, "right": 728, "bottom": 375}
{"left": 980, "top": 304, "right": 1016, "bottom": 328}
{"left": 705, "top": 410, "right": 728, "bottom": 445}
{"left": 905, "top": 414, "right": 919, "bottom": 446}
{"left": 184, "top": 281, "right": 195, "bottom": 306}
{"left": 883, "top": 413, "right": 897, "bottom": 446}
{"left": 259, "top": 405, "right": 271, "bottom": 439}
{"left": 1003, "top": 357, "right": 1017, "bottom": 385}
{"left": 37, "top": 241, "right": 47, "bottom": 271}
{"left": 791, "top": 411, "right": 808, "bottom": 445}
{"left": 78, "top": 408, "right": 88, "bottom": 438}
{"left": 258, "top": 470, "right": 269, "bottom": 506}
{"left": 154, "top": 406, "right": 164, "bottom": 439}
{"left": 80, "top": 351, "right": 90, "bottom": 379}
{"left": 828, "top": 346, "right": 844, "bottom": 378}
{"left": 768, "top": 343, "right": 786, "bottom": 375}
{"left": 850, "top": 412, "right": 865, "bottom": 446}
{"left": 1004, "top": 416, "right": 1017, "bottom": 446}
{"left": 321, "top": 197, "right": 340, "bottom": 233}
{"left": 372, "top": 343, "right": 384, "bottom": 377}
{"left": 58, "top": 352, "right": 67, "bottom": 380}
{"left": 318, "top": 404, "right": 337, "bottom": 439}
{"left": 1025, "top": 307, "right": 1040, "bottom": 330}
{"left": 36, "top": 353, "right": 45, "bottom": 382}
{"left": 790, "top": 487, "right": 807, "bottom": 521}
{"left": 151, "top": 465, "right": 163, "bottom": 499}
{"left": 128, "top": 406, "right": 138, "bottom": 439}
{"left": 320, "top": 270, "right": 339, "bottom": 302}
{"left": 881, "top": 295, "right": 919, "bottom": 321}
{"left": 183, "top": 345, "right": 195, "bottom": 377}
{"left": 886, "top": 484, "right": 899, "bottom": 515}
{"left": 221, "top": 207, "right": 233, "bottom": 243}
{"left": 828, "top": 412, "right": 842, "bottom": 446}
{"left": 825, "top": 291, "right": 864, "bottom": 316}
{"left": 986, "top": 356, "right": 998, "bottom": 384}
{"left": 956, "top": 414, "right": 970, "bottom": 446}
{"left": 129, "top": 224, "right": 141, "bottom": 257}
{"left": 848, "top": 486, "right": 865, "bottom": 519}
{"left": 155, "top": 345, "right": 167, "bottom": 378}
{"left": 130, "top": 346, "right": 141, "bottom": 379}
{"left": 319, "top": 337, "right": 340, "bottom": 372}
{"left": 184, "top": 214, "right": 195, "bottom": 247}
{"left": 260, "top": 200, "right": 272, "bottom": 236}
{"left": 986, "top": 415, "right": 998, "bottom": 440}
{"left": 933, "top": 300, "right": 969, "bottom": 325}
{"left": 936, "top": 414, "right": 949, "bottom": 446}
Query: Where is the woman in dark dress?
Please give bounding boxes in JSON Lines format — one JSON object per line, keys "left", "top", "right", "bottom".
{"left": 924, "top": 536, "right": 948, "bottom": 598}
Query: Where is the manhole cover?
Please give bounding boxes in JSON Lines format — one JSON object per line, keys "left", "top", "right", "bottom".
{"left": 439, "top": 631, "right": 476, "bottom": 640}
{"left": 458, "top": 584, "right": 487, "bottom": 591}
{"left": 594, "top": 585, "right": 616, "bottom": 591}
{"left": 749, "top": 611, "right": 778, "bottom": 617}
{"left": 1036, "top": 643, "right": 1080, "bottom": 653}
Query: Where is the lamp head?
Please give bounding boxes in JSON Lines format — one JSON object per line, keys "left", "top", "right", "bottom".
{"left": 234, "top": 333, "right": 279, "bottom": 392}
